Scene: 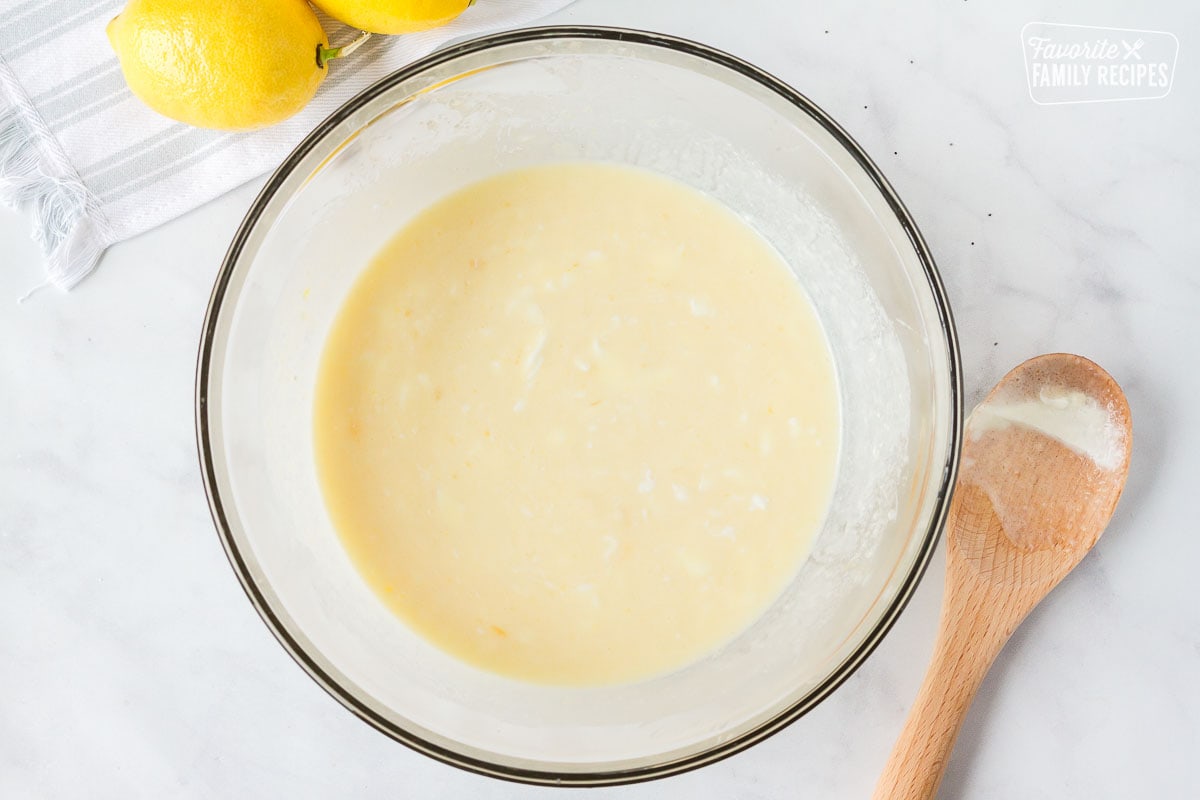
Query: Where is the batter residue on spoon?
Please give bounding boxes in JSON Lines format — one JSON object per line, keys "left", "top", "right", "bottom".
{"left": 314, "top": 163, "right": 840, "bottom": 684}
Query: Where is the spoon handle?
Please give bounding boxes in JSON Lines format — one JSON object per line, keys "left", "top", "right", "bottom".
{"left": 871, "top": 572, "right": 1016, "bottom": 800}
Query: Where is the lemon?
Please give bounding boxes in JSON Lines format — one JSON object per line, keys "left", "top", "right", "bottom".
{"left": 107, "top": 0, "right": 331, "bottom": 131}
{"left": 313, "top": 0, "right": 474, "bottom": 34}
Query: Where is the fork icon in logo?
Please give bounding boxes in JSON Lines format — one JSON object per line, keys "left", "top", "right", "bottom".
{"left": 1122, "top": 38, "right": 1145, "bottom": 60}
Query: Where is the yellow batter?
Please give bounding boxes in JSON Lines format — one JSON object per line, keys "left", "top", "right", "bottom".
{"left": 314, "top": 163, "right": 839, "bottom": 685}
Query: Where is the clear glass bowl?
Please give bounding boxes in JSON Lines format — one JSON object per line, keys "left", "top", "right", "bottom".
{"left": 196, "top": 27, "right": 961, "bottom": 785}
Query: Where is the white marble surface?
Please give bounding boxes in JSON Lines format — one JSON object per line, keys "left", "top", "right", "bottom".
{"left": 3, "top": 0, "right": 1198, "bottom": 796}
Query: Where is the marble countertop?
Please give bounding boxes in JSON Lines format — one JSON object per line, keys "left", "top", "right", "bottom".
{"left": 3, "top": 0, "right": 1197, "bottom": 796}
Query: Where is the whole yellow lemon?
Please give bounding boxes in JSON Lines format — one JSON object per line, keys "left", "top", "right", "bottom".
{"left": 313, "top": 0, "right": 474, "bottom": 34}
{"left": 107, "top": 0, "right": 329, "bottom": 131}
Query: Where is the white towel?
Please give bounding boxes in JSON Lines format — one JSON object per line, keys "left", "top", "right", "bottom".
{"left": 0, "top": 0, "right": 575, "bottom": 290}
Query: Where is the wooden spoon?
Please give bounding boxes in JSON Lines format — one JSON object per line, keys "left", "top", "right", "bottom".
{"left": 872, "top": 353, "right": 1132, "bottom": 800}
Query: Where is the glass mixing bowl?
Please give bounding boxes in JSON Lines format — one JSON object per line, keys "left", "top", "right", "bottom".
{"left": 196, "top": 27, "right": 961, "bottom": 785}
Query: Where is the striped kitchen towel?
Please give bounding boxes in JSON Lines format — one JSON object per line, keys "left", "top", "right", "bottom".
{"left": 0, "top": 0, "right": 575, "bottom": 290}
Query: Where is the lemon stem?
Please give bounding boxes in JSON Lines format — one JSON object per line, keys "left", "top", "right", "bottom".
{"left": 318, "top": 31, "right": 371, "bottom": 69}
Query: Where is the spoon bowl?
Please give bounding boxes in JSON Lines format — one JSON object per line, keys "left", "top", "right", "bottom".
{"left": 954, "top": 353, "right": 1131, "bottom": 586}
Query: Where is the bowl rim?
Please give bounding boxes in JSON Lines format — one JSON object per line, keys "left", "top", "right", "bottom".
{"left": 195, "top": 24, "right": 963, "bottom": 787}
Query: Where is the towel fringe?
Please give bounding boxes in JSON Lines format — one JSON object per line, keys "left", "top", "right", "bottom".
{"left": 0, "top": 57, "right": 111, "bottom": 290}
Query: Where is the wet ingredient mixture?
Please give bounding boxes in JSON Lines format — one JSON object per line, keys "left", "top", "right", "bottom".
{"left": 314, "top": 163, "right": 840, "bottom": 684}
